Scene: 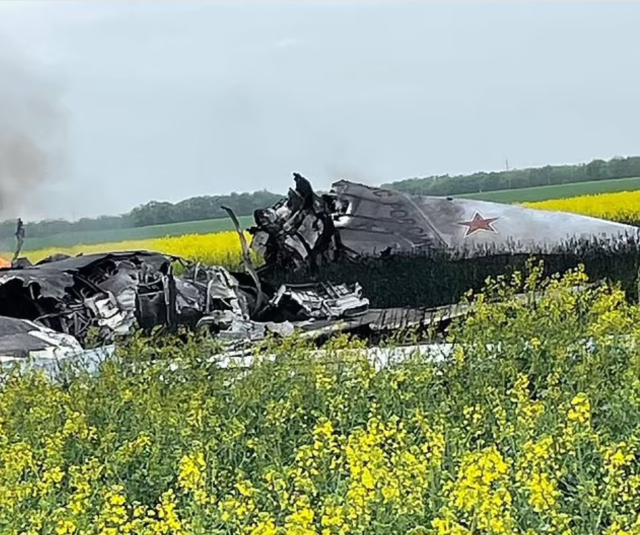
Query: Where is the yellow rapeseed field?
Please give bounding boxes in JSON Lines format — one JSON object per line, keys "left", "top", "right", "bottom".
{"left": 17, "top": 231, "right": 247, "bottom": 267}
{"left": 524, "top": 189, "right": 640, "bottom": 226}
{"left": 1, "top": 264, "right": 640, "bottom": 533}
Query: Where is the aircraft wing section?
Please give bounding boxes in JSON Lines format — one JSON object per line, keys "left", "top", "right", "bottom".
{"left": 330, "top": 180, "right": 639, "bottom": 256}
{"left": 410, "top": 196, "right": 638, "bottom": 254}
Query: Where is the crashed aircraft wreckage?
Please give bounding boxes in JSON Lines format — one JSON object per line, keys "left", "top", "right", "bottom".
{"left": 0, "top": 249, "right": 468, "bottom": 363}
{"left": 249, "top": 173, "right": 640, "bottom": 271}
{"left": 1, "top": 173, "right": 638, "bottom": 365}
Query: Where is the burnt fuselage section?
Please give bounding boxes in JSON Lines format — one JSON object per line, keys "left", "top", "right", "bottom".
{"left": 249, "top": 173, "right": 640, "bottom": 272}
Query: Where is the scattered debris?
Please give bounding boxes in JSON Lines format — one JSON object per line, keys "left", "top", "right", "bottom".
{"left": 0, "top": 316, "right": 83, "bottom": 360}
{"left": 0, "top": 249, "right": 404, "bottom": 359}
{"left": 0, "top": 252, "right": 176, "bottom": 344}
{"left": 1, "top": 172, "right": 636, "bottom": 367}
{"left": 221, "top": 204, "right": 265, "bottom": 313}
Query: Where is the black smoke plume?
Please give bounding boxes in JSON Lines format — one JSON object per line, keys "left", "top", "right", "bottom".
{"left": 0, "top": 45, "right": 66, "bottom": 219}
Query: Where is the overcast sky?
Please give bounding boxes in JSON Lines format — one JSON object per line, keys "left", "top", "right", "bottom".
{"left": 0, "top": 1, "right": 639, "bottom": 221}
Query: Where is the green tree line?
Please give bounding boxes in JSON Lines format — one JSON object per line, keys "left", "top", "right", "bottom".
{"left": 4, "top": 155, "right": 640, "bottom": 241}
{"left": 0, "top": 190, "right": 282, "bottom": 240}
{"left": 382, "top": 155, "right": 640, "bottom": 196}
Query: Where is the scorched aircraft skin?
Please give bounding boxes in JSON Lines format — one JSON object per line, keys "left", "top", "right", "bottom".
{"left": 250, "top": 174, "right": 639, "bottom": 270}
{"left": 0, "top": 250, "right": 392, "bottom": 361}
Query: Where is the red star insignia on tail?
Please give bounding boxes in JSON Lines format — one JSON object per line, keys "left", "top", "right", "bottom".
{"left": 458, "top": 212, "right": 499, "bottom": 236}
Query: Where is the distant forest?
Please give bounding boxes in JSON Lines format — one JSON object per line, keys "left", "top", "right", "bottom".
{"left": 2, "top": 156, "right": 640, "bottom": 240}
{"left": 0, "top": 190, "right": 282, "bottom": 240}
{"left": 382, "top": 155, "right": 640, "bottom": 196}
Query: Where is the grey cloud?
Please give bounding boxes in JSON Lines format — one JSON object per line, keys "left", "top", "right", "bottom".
{"left": 0, "top": 1, "right": 639, "bottom": 220}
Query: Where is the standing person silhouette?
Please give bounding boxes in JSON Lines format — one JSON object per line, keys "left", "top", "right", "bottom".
{"left": 12, "top": 218, "right": 25, "bottom": 264}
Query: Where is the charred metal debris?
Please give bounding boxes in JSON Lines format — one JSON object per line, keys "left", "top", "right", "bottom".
{"left": 0, "top": 244, "right": 458, "bottom": 359}
{"left": 0, "top": 250, "right": 365, "bottom": 350}
{"left": 5, "top": 171, "right": 552, "bottom": 359}
{"left": 248, "top": 172, "right": 441, "bottom": 274}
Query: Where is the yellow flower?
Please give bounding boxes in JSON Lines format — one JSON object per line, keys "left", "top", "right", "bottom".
{"left": 249, "top": 515, "right": 278, "bottom": 535}
{"left": 55, "top": 520, "right": 77, "bottom": 535}
{"left": 154, "top": 489, "right": 184, "bottom": 534}
{"left": 178, "top": 451, "right": 206, "bottom": 494}
{"left": 431, "top": 515, "right": 471, "bottom": 535}
{"left": 24, "top": 230, "right": 249, "bottom": 267}
{"left": 95, "top": 485, "right": 131, "bottom": 535}
{"left": 436, "top": 446, "right": 514, "bottom": 534}
{"left": 567, "top": 392, "right": 591, "bottom": 425}
{"left": 236, "top": 479, "right": 256, "bottom": 498}
{"left": 285, "top": 498, "right": 316, "bottom": 535}
{"left": 361, "top": 467, "right": 375, "bottom": 490}
{"left": 524, "top": 189, "right": 640, "bottom": 226}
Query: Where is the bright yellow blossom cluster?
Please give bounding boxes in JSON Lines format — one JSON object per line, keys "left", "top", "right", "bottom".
{"left": 17, "top": 230, "right": 248, "bottom": 267}
{"left": 524, "top": 189, "right": 640, "bottom": 226}
{"left": 0, "top": 263, "right": 640, "bottom": 533}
